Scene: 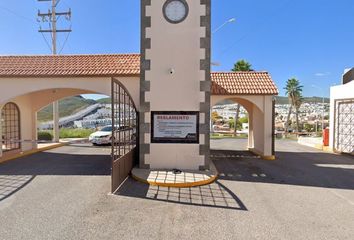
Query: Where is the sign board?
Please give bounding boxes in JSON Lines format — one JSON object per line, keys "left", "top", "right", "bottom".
{"left": 151, "top": 111, "right": 199, "bottom": 144}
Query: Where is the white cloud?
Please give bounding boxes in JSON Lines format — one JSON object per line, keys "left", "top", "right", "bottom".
{"left": 315, "top": 72, "right": 331, "bottom": 77}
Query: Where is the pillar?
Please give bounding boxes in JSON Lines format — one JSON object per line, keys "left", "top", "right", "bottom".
{"left": 248, "top": 108, "right": 254, "bottom": 149}
{"left": 53, "top": 101, "right": 60, "bottom": 142}
{"left": 32, "top": 111, "right": 38, "bottom": 149}
{"left": 263, "top": 96, "right": 273, "bottom": 157}
{"left": 0, "top": 104, "right": 2, "bottom": 158}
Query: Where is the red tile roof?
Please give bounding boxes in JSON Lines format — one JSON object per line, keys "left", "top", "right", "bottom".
{"left": 0, "top": 54, "right": 278, "bottom": 95}
{"left": 0, "top": 54, "right": 140, "bottom": 77}
{"left": 211, "top": 72, "right": 278, "bottom": 95}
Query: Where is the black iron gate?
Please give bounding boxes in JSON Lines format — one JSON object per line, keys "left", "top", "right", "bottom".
{"left": 111, "top": 78, "right": 138, "bottom": 193}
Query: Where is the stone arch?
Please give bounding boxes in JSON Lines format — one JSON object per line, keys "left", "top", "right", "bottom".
{"left": 0, "top": 77, "right": 139, "bottom": 156}
{"left": 211, "top": 94, "right": 274, "bottom": 158}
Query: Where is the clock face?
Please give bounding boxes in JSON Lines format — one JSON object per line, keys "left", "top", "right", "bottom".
{"left": 163, "top": 0, "right": 189, "bottom": 24}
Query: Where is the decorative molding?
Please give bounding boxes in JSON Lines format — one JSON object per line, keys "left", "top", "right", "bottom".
{"left": 199, "top": 0, "right": 211, "bottom": 170}
{"left": 139, "top": 0, "right": 152, "bottom": 169}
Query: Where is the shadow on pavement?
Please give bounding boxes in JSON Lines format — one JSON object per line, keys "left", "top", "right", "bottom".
{"left": 0, "top": 152, "right": 111, "bottom": 176}
{"left": 0, "top": 146, "right": 111, "bottom": 201}
{"left": 116, "top": 177, "right": 248, "bottom": 211}
{"left": 0, "top": 175, "right": 35, "bottom": 201}
{"left": 212, "top": 149, "right": 354, "bottom": 190}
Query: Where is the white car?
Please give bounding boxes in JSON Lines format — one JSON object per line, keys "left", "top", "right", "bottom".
{"left": 89, "top": 125, "right": 136, "bottom": 146}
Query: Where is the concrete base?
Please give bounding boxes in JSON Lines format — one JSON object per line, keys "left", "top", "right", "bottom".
{"left": 131, "top": 162, "right": 218, "bottom": 188}
{"left": 248, "top": 148, "right": 276, "bottom": 160}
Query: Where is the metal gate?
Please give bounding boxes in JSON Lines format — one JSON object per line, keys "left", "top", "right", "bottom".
{"left": 111, "top": 78, "right": 138, "bottom": 193}
{"left": 334, "top": 99, "right": 354, "bottom": 154}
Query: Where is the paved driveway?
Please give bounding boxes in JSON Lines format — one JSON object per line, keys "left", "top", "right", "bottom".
{"left": 0, "top": 140, "right": 353, "bottom": 240}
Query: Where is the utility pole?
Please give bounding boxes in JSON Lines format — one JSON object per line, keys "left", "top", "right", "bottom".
{"left": 37, "top": 0, "right": 71, "bottom": 142}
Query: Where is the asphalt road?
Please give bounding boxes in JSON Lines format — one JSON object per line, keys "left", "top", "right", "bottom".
{"left": 0, "top": 140, "right": 353, "bottom": 240}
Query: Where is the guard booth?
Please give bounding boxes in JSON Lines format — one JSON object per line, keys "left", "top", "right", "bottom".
{"left": 0, "top": 0, "right": 279, "bottom": 193}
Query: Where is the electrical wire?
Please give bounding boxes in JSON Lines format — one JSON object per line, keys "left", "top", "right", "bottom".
{"left": 59, "top": 25, "right": 72, "bottom": 54}
{"left": 0, "top": 4, "right": 53, "bottom": 53}
{"left": 216, "top": 0, "right": 293, "bottom": 58}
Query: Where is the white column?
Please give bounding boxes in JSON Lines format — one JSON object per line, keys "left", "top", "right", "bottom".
{"left": 32, "top": 111, "right": 38, "bottom": 149}
{"left": 263, "top": 96, "right": 273, "bottom": 157}
{"left": 248, "top": 108, "right": 254, "bottom": 149}
{"left": 53, "top": 101, "right": 60, "bottom": 142}
{"left": 329, "top": 87, "right": 335, "bottom": 150}
{"left": 0, "top": 105, "right": 3, "bottom": 158}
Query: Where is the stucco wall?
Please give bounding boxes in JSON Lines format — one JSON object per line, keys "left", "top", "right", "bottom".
{"left": 329, "top": 80, "right": 354, "bottom": 150}
{"left": 0, "top": 95, "right": 35, "bottom": 156}
{"left": 141, "top": 0, "right": 210, "bottom": 170}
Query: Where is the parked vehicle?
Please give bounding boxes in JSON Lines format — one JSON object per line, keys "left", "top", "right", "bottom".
{"left": 89, "top": 125, "right": 136, "bottom": 146}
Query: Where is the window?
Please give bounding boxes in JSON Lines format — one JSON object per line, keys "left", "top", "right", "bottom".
{"left": 1, "top": 103, "right": 21, "bottom": 152}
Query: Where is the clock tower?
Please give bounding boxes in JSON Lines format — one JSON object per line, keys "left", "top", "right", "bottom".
{"left": 140, "top": 0, "right": 211, "bottom": 170}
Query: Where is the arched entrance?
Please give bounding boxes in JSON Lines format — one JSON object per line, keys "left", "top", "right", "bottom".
{"left": 211, "top": 94, "right": 275, "bottom": 160}
{"left": 211, "top": 99, "right": 251, "bottom": 151}
{"left": 0, "top": 77, "right": 139, "bottom": 193}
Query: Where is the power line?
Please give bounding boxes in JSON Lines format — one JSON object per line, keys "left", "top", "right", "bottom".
{"left": 216, "top": 0, "right": 292, "bottom": 58}
{"left": 0, "top": 5, "right": 53, "bottom": 52}
{"left": 59, "top": 26, "right": 71, "bottom": 54}
{"left": 37, "top": 0, "right": 72, "bottom": 55}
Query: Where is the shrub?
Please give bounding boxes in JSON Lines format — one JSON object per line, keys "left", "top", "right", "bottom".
{"left": 38, "top": 131, "right": 53, "bottom": 141}
{"left": 59, "top": 128, "right": 94, "bottom": 138}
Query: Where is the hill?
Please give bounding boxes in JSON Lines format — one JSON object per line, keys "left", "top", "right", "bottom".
{"left": 38, "top": 95, "right": 331, "bottom": 121}
{"left": 37, "top": 96, "right": 96, "bottom": 122}
{"left": 275, "top": 96, "right": 330, "bottom": 104}
{"left": 96, "top": 97, "right": 111, "bottom": 104}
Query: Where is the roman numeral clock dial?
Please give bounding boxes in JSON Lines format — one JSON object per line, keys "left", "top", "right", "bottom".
{"left": 163, "top": 0, "right": 189, "bottom": 24}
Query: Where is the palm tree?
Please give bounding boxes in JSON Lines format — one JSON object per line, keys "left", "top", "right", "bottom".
{"left": 284, "top": 78, "right": 303, "bottom": 133}
{"left": 232, "top": 60, "right": 253, "bottom": 72}
{"left": 232, "top": 60, "right": 253, "bottom": 134}
{"left": 294, "top": 93, "right": 304, "bottom": 132}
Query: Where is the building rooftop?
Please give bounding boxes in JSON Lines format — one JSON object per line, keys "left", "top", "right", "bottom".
{"left": 0, "top": 54, "right": 278, "bottom": 95}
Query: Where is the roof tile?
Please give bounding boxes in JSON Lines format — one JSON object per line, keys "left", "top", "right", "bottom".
{"left": 0, "top": 54, "right": 278, "bottom": 95}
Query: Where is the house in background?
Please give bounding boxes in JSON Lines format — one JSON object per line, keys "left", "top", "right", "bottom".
{"left": 329, "top": 68, "right": 354, "bottom": 154}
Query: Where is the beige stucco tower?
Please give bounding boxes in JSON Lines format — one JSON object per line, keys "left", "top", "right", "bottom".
{"left": 140, "top": 0, "right": 211, "bottom": 170}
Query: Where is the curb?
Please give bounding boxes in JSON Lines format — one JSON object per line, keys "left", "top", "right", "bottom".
{"left": 249, "top": 148, "right": 276, "bottom": 160}
{"left": 0, "top": 142, "right": 68, "bottom": 164}
{"left": 131, "top": 172, "right": 218, "bottom": 188}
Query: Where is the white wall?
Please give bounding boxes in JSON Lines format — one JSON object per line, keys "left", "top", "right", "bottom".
{"left": 0, "top": 95, "right": 35, "bottom": 153}
{"left": 143, "top": 0, "right": 207, "bottom": 169}
{"left": 329, "top": 80, "right": 354, "bottom": 150}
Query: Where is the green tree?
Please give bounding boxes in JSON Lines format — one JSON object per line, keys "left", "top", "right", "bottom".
{"left": 231, "top": 60, "right": 253, "bottom": 134}
{"left": 294, "top": 93, "right": 304, "bottom": 132}
{"left": 284, "top": 78, "right": 303, "bottom": 132}
{"left": 232, "top": 60, "right": 253, "bottom": 72}
{"left": 211, "top": 111, "right": 220, "bottom": 124}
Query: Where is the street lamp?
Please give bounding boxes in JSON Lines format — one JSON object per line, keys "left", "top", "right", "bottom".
{"left": 211, "top": 18, "right": 236, "bottom": 66}
{"left": 311, "top": 84, "right": 325, "bottom": 131}
{"left": 212, "top": 18, "right": 236, "bottom": 34}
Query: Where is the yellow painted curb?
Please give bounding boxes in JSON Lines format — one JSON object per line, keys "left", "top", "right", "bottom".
{"left": 0, "top": 143, "right": 67, "bottom": 164}
{"left": 249, "top": 148, "right": 276, "bottom": 160}
{"left": 262, "top": 155, "right": 276, "bottom": 161}
{"left": 131, "top": 172, "right": 218, "bottom": 188}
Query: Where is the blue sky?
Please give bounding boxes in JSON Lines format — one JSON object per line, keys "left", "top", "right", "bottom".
{"left": 1, "top": 0, "right": 354, "bottom": 97}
